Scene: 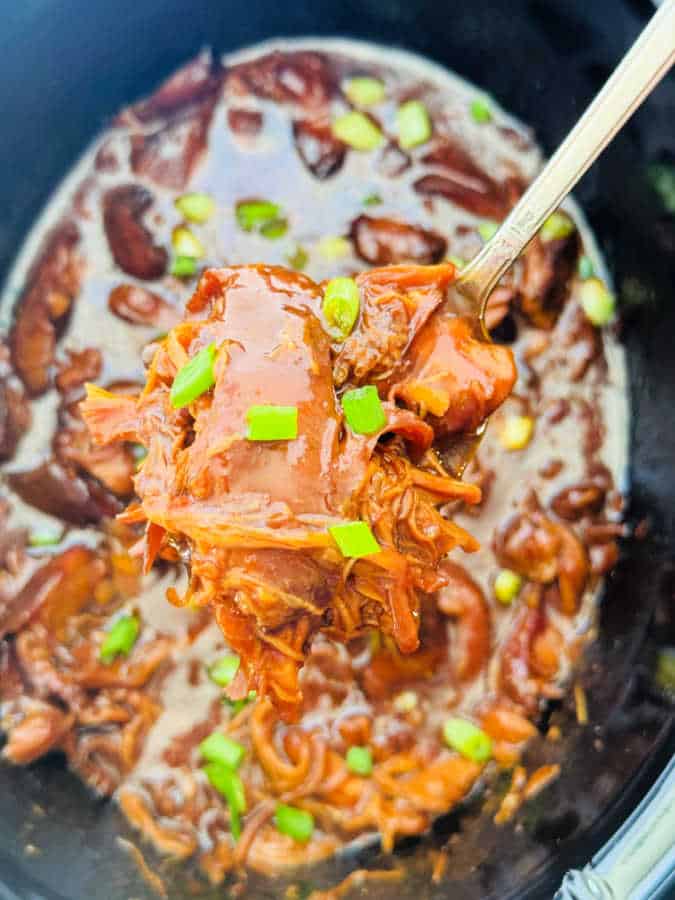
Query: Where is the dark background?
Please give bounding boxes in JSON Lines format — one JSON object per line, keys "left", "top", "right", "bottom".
{"left": 0, "top": 1, "right": 673, "bottom": 898}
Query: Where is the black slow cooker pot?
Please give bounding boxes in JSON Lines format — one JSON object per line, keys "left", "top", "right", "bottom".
{"left": 0, "top": 1, "right": 673, "bottom": 898}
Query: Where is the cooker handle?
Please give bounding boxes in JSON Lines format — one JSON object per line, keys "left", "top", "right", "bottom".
{"left": 554, "top": 753, "right": 675, "bottom": 900}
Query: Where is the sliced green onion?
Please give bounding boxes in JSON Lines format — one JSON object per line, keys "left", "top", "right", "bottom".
{"left": 28, "top": 528, "right": 63, "bottom": 548}
{"left": 208, "top": 654, "right": 240, "bottom": 687}
{"left": 199, "top": 732, "right": 246, "bottom": 769}
{"left": 346, "top": 745, "right": 373, "bottom": 776}
{"left": 470, "top": 97, "right": 492, "bottom": 124}
{"left": 448, "top": 254, "right": 467, "bottom": 269}
{"left": 393, "top": 690, "right": 418, "bottom": 713}
{"left": 329, "top": 521, "right": 380, "bottom": 559}
{"left": 443, "top": 718, "right": 492, "bottom": 763}
{"left": 204, "top": 763, "right": 246, "bottom": 840}
{"left": 341, "top": 385, "right": 386, "bottom": 435}
{"left": 275, "top": 803, "right": 315, "bottom": 844}
{"left": 227, "top": 690, "right": 257, "bottom": 715}
{"left": 579, "top": 278, "right": 615, "bottom": 327}
{"left": 578, "top": 255, "right": 595, "bottom": 280}
{"left": 317, "top": 236, "right": 351, "bottom": 260}
{"left": 100, "top": 614, "right": 140, "bottom": 664}
{"left": 363, "top": 192, "right": 382, "bottom": 207}
{"left": 478, "top": 220, "right": 499, "bottom": 242}
{"left": 246, "top": 405, "right": 298, "bottom": 441}
{"left": 235, "top": 200, "right": 281, "bottom": 232}
{"left": 174, "top": 192, "right": 216, "bottom": 224}
{"left": 170, "top": 343, "right": 216, "bottom": 409}
{"left": 322, "top": 277, "right": 360, "bottom": 340}
{"left": 332, "top": 111, "right": 383, "bottom": 151}
{"left": 259, "top": 218, "right": 289, "bottom": 240}
{"left": 655, "top": 648, "right": 675, "bottom": 695}
{"left": 396, "top": 100, "right": 432, "bottom": 150}
{"left": 170, "top": 255, "right": 198, "bottom": 278}
{"left": 172, "top": 226, "right": 205, "bottom": 259}
{"left": 494, "top": 569, "right": 522, "bottom": 605}
{"left": 540, "top": 211, "right": 575, "bottom": 242}
{"left": 286, "top": 245, "right": 308, "bottom": 271}
{"left": 344, "top": 77, "right": 386, "bottom": 107}
{"left": 646, "top": 163, "right": 675, "bottom": 214}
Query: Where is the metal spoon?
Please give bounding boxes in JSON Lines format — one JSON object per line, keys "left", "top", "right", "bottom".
{"left": 456, "top": 0, "right": 675, "bottom": 326}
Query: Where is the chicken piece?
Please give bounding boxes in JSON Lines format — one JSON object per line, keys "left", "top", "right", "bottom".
{"left": 83, "top": 264, "right": 515, "bottom": 720}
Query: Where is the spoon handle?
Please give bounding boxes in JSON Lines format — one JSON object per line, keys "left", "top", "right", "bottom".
{"left": 458, "top": 0, "right": 675, "bottom": 314}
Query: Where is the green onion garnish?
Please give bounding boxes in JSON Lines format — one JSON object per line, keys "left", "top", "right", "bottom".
{"left": 235, "top": 200, "right": 282, "bottom": 232}
{"left": 346, "top": 745, "right": 373, "bottom": 776}
{"left": 478, "top": 220, "right": 499, "bottom": 242}
{"left": 174, "top": 192, "right": 216, "bottom": 224}
{"left": 579, "top": 278, "right": 615, "bottom": 327}
{"left": 329, "top": 521, "right": 380, "bottom": 559}
{"left": 655, "top": 648, "right": 675, "bottom": 696}
{"left": 28, "top": 528, "right": 63, "bottom": 548}
{"left": 396, "top": 100, "right": 432, "bottom": 150}
{"left": 286, "top": 245, "right": 308, "bottom": 271}
{"left": 226, "top": 690, "right": 257, "bottom": 715}
{"left": 442, "top": 718, "right": 492, "bottom": 763}
{"left": 260, "top": 218, "right": 289, "bottom": 239}
{"left": 646, "top": 163, "right": 675, "bottom": 214}
{"left": 170, "top": 343, "right": 216, "bottom": 409}
{"left": 208, "top": 654, "right": 240, "bottom": 687}
{"left": 470, "top": 97, "right": 492, "bottom": 124}
{"left": 448, "top": 255, "right": 467, "bottom": 269}
{"left": 578, "top": 255, "right": 594, "bottom": 280}
{"left": 363, "top": 192, "right": 382, "bottom": 207}
{"left": 170, "top": 255, "right": 198, "bottom": 278}
{"left": 322, "top": 277, "right": 360, "bottom": 341}
{"left": 317, "top": 236, "right": 351, "bottom": 260}
{"left": 246, "top": 405, "right": 298, "bottom": 442}
{"left": 204, "top": 763, "right": 247, "bottom": 840}
{"left": 100, "top": 614, "right": 140, "bottom": 664}
{"left": 332, "top": 111, "right": 383, "bottom": 151}
{"left": 199, "top": 732, "right": 246, "bottom": 769}
{"left": 274, "top": 803, "right": 315, "bottom": 844}
{"left": 343, "top": 77, "right": 386, "bottom": 107}
{"left": 172, "top": 226, "right": 205, "bottom": 259}
{"left": 540, "top": 211, "right": 575, "bottom": 242}
{"left": 341, "top": 385, "right": 386, "bottom": 435}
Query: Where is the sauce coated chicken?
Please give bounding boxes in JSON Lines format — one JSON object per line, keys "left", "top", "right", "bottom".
{"left": 83, "top": 262, "right": 515, "bottom": 719}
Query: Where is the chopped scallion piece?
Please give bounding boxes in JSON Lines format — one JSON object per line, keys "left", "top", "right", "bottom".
{"left": 246, "top": 405, "right": 298, "bottom": 441}
{"left": 235, "top": 200, "right": 281, "bottom": 232}
{"left": 343, "top": 77, "right": 386, "bottom": 107}
{"left": 580, "top": 278, "right": 615, "bottom": 326}
{"left": 655, "top": 648, "right": 675, "bottom": 696}
{"left": 448, "top": 255, "right": 467, "bottom": 269}
{"left": 208, "top": 654, "right": 240, "bottom": 687}
{"left": 322, "top": 277, "right": 360, "bottom": 340}
{"left": 332, "top": 111, "right": 383, "bottom": 151}
{"left": 329, "top": 521, "right": 380, "bottom": 559}
{"left": 540, "top": 211, "right": 575, "bottom": 242}
{"left": 363, "top": 192, "right": 382, "bottom": 207}
{"left": 470, "top": 97, "right": 492, "bottom": 124}
{"left": 199, "top": 732, "right": 246, "bottom": 769}
{"left": 646, "top": 163, "right": 675, "bottom": 214}
{"left": 170, "top": 344, "right": 216, "bottom": 409}
{"left": 275, "top": 803, "right": 315, "bottom": 843}
{"left": 478, "top": 220, "right": 499, "bottom": 242}
{"left": 317, "top": 236, "right": 351, "bottom": 260}
{"left": 396, "top": 100, "right": 432, "bottom": 149}
{"left": 170, "top": 255, "right": 198, "bottom": 278}
{"left": 100, "top": 614, "right": 140, "bottom": 664}
{"left": 341, "top": 385, "right": 386, "bottom": 435}
{"left": 227, "top": 690, "right": 257, "bottom": 715}
{"left": 260, "top": 217, "right": 289, "bottom": 240}
{"left": 174, "top": 192, "right": 216, "bottom": 224}
{"left": 346, "top": 745, "right": 373, "bottom": 776}
{"left": 443, "top": 718, "right": 492, "bottom": 763}
{"left": 204, "top": 763, "right": 246, "bottom": 840}
{"left": 286, "top": 245, "right": 308, "bottom": 271}
{"left": 494, "top": 569, "right": 522, "bottom": 605}
{"left": 172, "top": 226, "right": 205, "bottom": 259}
{"left": 28, "top": 528, "right": 63, "bottom": 548}
{"left": 578, "top": 255, "right": 595, "bottom": 280}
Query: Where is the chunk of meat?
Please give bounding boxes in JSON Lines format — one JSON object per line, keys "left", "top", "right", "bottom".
{"left": 82, "top": 264, "right": 509, "bottom": 720}
{"left": 436, "top": 561, "right": 490, "bottom": 681}
{"left": 227, "top": 108, "right": 263, "bottom": 136}
{"left": 55, "top": 348, "right": 102, "bottom": 397}
{"left": 103, "top": 185, "right": 168, "bottom": 280}
{"left": 517, "top": 231, "right": 579, "bottom": 329}
{"left": 0, "top": 339, "right": 31, "bottom": 461}
{"left": 108, "top": 284, "right": 181, "bottom": 330}
{"left": 552, "top": 299, "right": 603, "bottom": 381}
{"left": 2, "top": 699, "right": 75, "bottom": 765}
{"left": 226, "top": 51, "right": 335, "bottom": 108}
{"left": 10, "top": 221, "right": 82, "bottom": 395}
{"left": 498, "top": 605, "right": 563, "bottom": 712}
{"left": 293, "top": 119, "right": 345, "bottom": 179}
{"left": 350, "top": 215, "right": 446, "bottom": 266}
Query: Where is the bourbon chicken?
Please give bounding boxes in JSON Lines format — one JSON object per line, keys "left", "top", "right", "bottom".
{"left": 82, "top": 262, "right": 515, "bottom": 719}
